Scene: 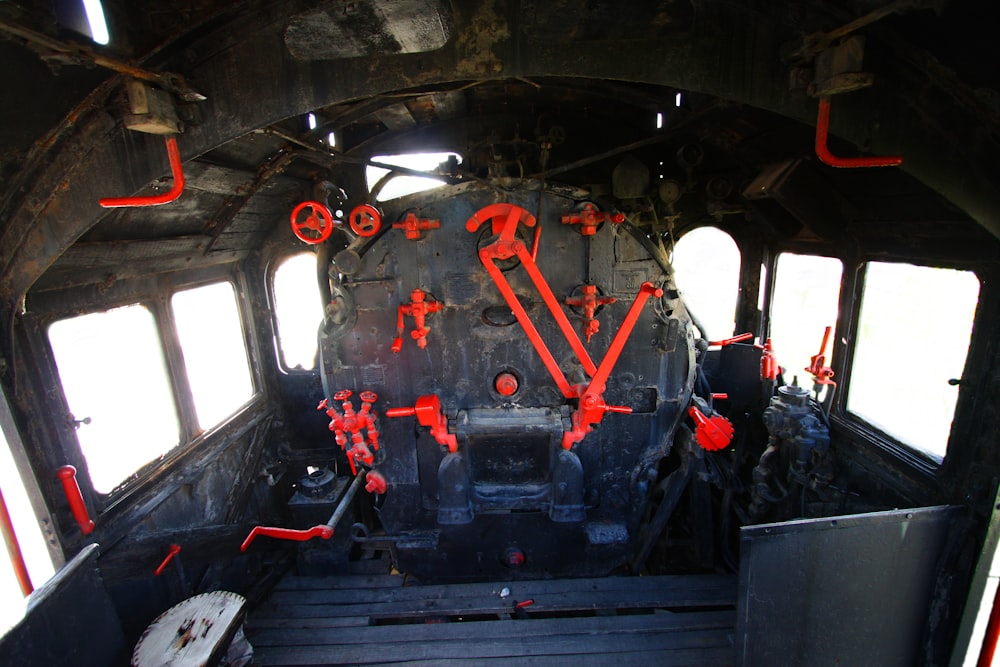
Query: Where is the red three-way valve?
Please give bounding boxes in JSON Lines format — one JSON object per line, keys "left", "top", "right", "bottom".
{"left": 561, "top": 203, "right": 625, "bottom": 236}
{"left": 565, "top": 285, "right": 617, "bottom": 343}
{"left": 688, "top": 406, "right": 734, "bottom": 451}
{"left": 392, "top": 289, "right": 445, "bottom": 353}
{"left": 392, "top": 212, "right": 441, "bottom": 240}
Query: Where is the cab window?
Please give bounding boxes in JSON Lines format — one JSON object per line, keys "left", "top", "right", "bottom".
{"left": 846, "top": 262, "right": 979, "bottom": 461}
{"left": 671, "top": 226, "right": 741, "bottom": 340}
{"left": 171, "top": 281, "right": 255, "bottom": 430}
{"left": 768, "top": 253, "right": 843, "bottom": 382}
{"left": 272, "top": 253, "right": 323, "bottom": 371}
{"left": 365, "top": 152, "right": 461, "bottom": 202}
{"left": 48, "top": 305, "right": 179, "bottom": 493}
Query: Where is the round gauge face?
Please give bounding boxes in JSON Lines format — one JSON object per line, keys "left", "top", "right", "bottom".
{"left": 659, "top": 179, "right": 682, "bottom": 204}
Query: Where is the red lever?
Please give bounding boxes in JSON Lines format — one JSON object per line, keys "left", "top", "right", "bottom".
{"left": 290, "top": 200, "right": 335, "bottom": 244}
{"left": 760, "top": 338, "right": 780, "bottom": 381}
{"left": 688, "top": 406, "right": 734, "bottom": 451}
{"left": 56, "top": 465, "right": 95, "bottom": 535}
{"left": 815, "top": 97, "right": 902, "bottom": 169}
{"left": 154, "top": 544, "right": 182, "bottom": 576}
{"left": 99, "top": 136, "right": 185, "bottom": 207}
{"left": 709, "top": 332, "right": 753, "bottom": 347}
{"left": 805, "top": 326, "right": 836, "bottom": 386}
{"left": 386, "top": 394, "right": 457, "bottom": 453}
{"left": 392, "top": 212, "right": 441, "bottom": 240}
{"left": 240, "top": 525, "right": 333, "bottom": 552}
{"left": 561, "top": 203, "right": 625, "bottom": 236}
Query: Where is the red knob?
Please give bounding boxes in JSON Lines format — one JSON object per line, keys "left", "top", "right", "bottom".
{"left": 495, "top": 372, "right": 519, "bottom": 397}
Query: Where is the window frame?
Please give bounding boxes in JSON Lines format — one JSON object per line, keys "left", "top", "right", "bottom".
{"left": 268, "top": 250, "right": 326, "bottom": 374}
{"left": 832, "top": 259, "right": 983, "bottom": 472}
{"left": 28, "top": 265, "right": 263, "bottom": 506}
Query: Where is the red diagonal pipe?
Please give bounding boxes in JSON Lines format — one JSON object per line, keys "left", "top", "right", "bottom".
{"left": 99, "top": 135, "right": 185, "bottom": 207}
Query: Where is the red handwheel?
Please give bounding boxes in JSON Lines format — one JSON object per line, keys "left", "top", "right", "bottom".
{"left": 349, "top": 204, "right": 382, "bottom": 237}
{"left": 290, "top": 200, "right": 334, "bottom": 244}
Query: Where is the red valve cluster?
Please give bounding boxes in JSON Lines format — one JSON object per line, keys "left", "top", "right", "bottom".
{"left": 563, "top": 390, "right": 632, "bottom": 450}
{"left": 386, "top": 394, "right": 458, "bottom": 453}
{"left": 319, "top": 390, "right": 381, "bottom": 475}
{"left": 393, "top": 288, "right": 445, "bottom": 353}
{"left": 561, "top": 203, "right": 626, "bottom": 236}
{"left": 688, "top": 406, "right": 735, "bottom": 451}
{"left": 565, "top": 285, "right": 617, "bottom": 343}
{"left": 392, "top": 212, "right": 441, "bottom": 240}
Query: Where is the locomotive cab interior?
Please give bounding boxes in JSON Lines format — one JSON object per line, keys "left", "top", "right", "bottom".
{"left": 1, "top": 1, "right": 999, "bottom": 665}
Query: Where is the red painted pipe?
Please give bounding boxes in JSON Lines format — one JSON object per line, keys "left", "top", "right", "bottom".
{"left": 56, "top": 465, "right": 95, "bottom": 535}
{"left": 99, "top": 136, "right": 185, "bottom": 207}
{"left": 0, "top": 485, "right": 33, "bottom": 596}
{"left": 815, "top": 97, "right": 902, "bottom": 168}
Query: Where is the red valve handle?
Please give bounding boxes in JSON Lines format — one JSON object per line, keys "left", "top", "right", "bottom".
{"left": 154, "top": 544, "right": 182, "bottom": 576}
{"left": 240, "top": 524, "right": 334, "bottom": 552}
{"left": 365, "top": 471, "right": 388, "bottom": 495}
{"left": 56, "top": 465, "right": 95, "bottom": 535}
{"left": 688, "top": 407, "right": 735, "bottom": 451}
{"left": 349, "top": 204, "right": 382, "bottom": 237}
{"left": 290, "top": 200, "right": 335, "bottom": 244}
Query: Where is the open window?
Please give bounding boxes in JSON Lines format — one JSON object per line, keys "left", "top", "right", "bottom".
{"left": 48, "top": 305, "right": 180, "bottom": 494}
{"left": 846, "top": 262, "right": 980, "bottom": 462}
{"left": 272, "top": 252, "right": 323, "bottom": 371}
{"left": 365, "top": 153, "right": 461, "bottom": 202}
{"left": 671, "top": 226, "right": 741, "bottom": 340}
{"left": 171, "top": 281, "right": 255, "bottom": 430}
{"left": 768, "top": 253, "right": 843, "bottom": 382}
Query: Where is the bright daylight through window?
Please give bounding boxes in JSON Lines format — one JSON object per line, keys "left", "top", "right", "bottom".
{"left": 273, "top": 253, "right": 323, "bottom": 371}
{"left": 48, "top": 305, "right": 179, "bottom": 493}
{"left": 768, "top": 253, "right": 843, "bottom": 385}
{"left": 365, "top": 153, "right": 461, "bottom": 202}
{"left": 847, "top": 262, "right": 979, "bottom": 461}
{"left": 172, "top": 282, "right": 254, "bottom": 430}
{"left": 670, "top": 226, "right": 741, "bottom": 340}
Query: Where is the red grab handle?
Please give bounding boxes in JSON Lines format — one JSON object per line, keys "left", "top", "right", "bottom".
{"left": 99, "top": 136, "right": 185, "bottom": 207}
{"left": 240, "top": 524, "right": 333, "bottom": 552}
{"left": 56, "top": 465, "right": 95, "bottom": 535}
{"left": 154, "top": 544, "right": 182, "bottom": 576}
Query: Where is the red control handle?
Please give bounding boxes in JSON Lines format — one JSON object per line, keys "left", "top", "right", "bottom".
{"left": 709, "top": 332, "right": 753, "bottom": 347}
{"left": 240, "top": 524, "right": 334, "bottom": 552}
{"left": 290, "top": 200, "right": 335, "bottom": 244}
{"left": 688, "top": 407, "right": 735, "bottom": 451}
{"left": 154, "top": 544, "right": 182, "bottom": 576}
{"left": 56, "top": 465, "right": 95, "bottom": 535}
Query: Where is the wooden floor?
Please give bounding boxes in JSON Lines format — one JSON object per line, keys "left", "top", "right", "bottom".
{"left": 244, "top": 569, "right": 737, "bottom": 666}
